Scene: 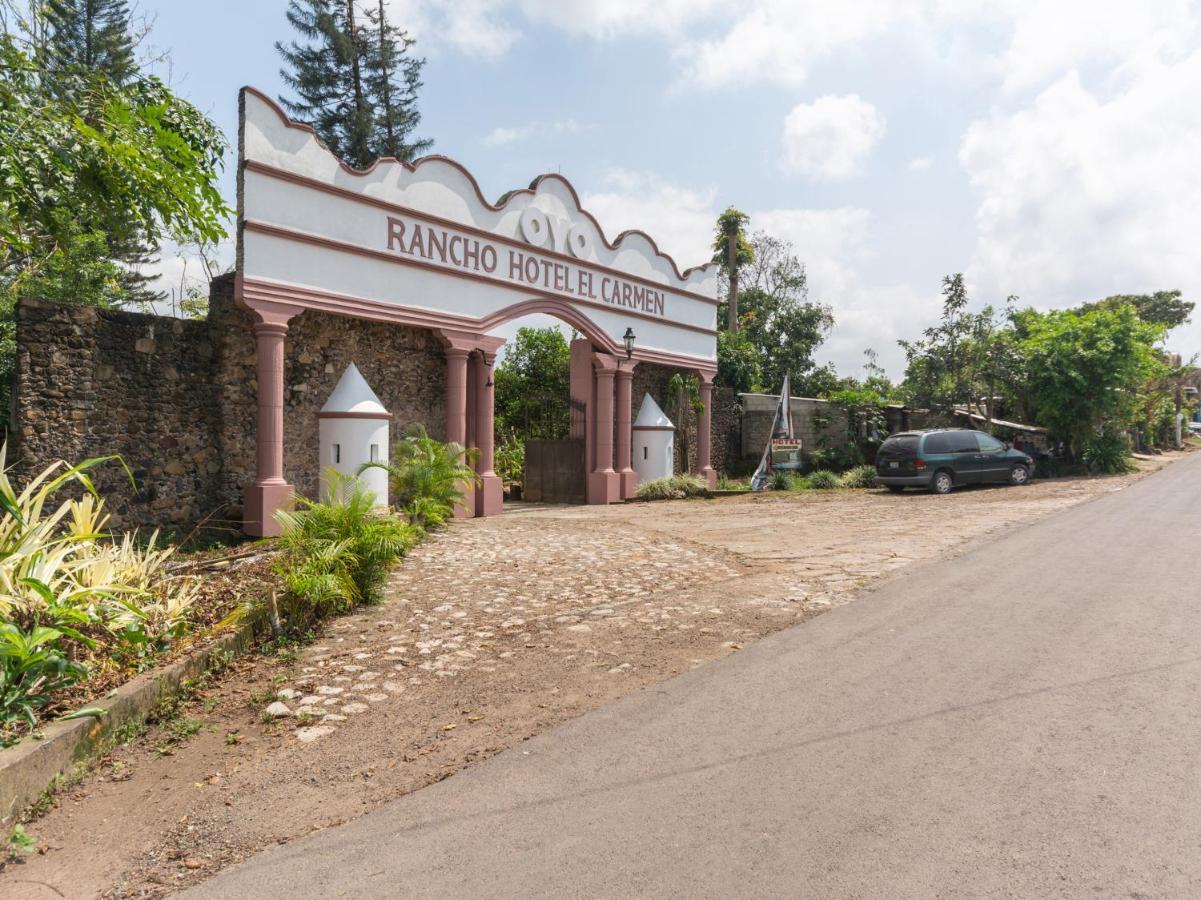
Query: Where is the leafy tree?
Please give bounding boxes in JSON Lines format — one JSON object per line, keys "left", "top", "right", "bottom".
{"left": 41, "top": 0, "right": 163, "bottom": 307}
{"left": 712, "top": 208, "right": 752, "bottom": 333}
{"left": 716, "top": 330, "right": 761, "bottom": 395}
{"left": 277, "top": 0, "right": 429, "bottom": 168}
{"left": 722, "top": 233, "right": 833, "bottom": 392}
{"left": 1017, "top": 303, "right": 1164, "bottom": 459}
{"left": 494, "top": 327, "right": 571, "bottom": 440}
{"left": 1079, "top": 290, "right": 1193, "bottom": 331}
{"left": 0, "top": 25, "right": 230, "bottom": 413}
{"left": 899, "top": 274, "right": 1014, "bottom": 419}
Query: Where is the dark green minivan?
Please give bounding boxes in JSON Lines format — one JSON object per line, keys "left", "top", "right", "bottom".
{"left": 875, "top": 429, "right": 1034, "bottom": 494}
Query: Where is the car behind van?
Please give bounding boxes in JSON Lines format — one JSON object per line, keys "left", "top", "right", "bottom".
{"left": 875, "top": 429, "right": 1034, "bottom": 494}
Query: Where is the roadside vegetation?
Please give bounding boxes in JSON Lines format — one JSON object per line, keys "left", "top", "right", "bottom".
{"left": 1, "top": 425, "right": 477, "bottom": 747}
{"left": 0, "top": 447, "right": 199, "bottom": 746}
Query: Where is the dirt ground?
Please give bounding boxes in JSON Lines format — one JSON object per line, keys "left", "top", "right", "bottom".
{"left": 2, "top": 455, "right": 1187, "bottom": 899}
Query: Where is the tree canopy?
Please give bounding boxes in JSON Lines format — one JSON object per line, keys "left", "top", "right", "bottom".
{"left": 0, "top": 12, "right": 230, "bottom": 413}
{"left": 716, "top": 231, "right": 833, "bottom": 394}
{"left": 494, "top": 327, "right": 572, "bottom": 440}
{"left": 277, "top": 0, "right": 431, "bottom": 168}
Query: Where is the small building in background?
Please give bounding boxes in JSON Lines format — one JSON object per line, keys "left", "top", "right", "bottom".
{"left": 632, "top": 393, "right": 674, "bottom": 483}
{"left": 318, "top": 363, "right": 391, "bottom": 505}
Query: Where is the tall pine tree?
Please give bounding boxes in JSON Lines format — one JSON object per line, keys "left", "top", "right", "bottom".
{"left": 44, "top": 0, "right": 137, "bottom": 85}
{"left": 44, "top": 0, "right": 161, "bottom": 307}
{"left": 278, "top": 0, "right": 430, "bottom": 169}
{"left": 364, "top": 0, "right": 431, "bottom": 161}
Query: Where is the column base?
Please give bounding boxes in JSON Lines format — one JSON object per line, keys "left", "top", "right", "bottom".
{"left": 453, "top": 481, "right": 476, "bottom": 519}
{"left": 698, "top": 467, "right": 717, "bottom": 489}
{"left": 619, "top": 469, "right": 638, "bottom": 500}
{"left": 588, "top": 470, "right": 621, "bottom": 504}
{"left": 244, "top": 482, "right": 294, "bottom": 537}
{"left": 475, "top": 474, "right": 503, "bottom": 517}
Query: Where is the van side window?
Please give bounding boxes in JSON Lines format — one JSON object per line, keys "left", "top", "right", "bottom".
{"left": 977, "top": 434, "right": 1004, "bottom": 452}
{"left": 949, "top": 432, "right": 979, "bottom": 453}
{"left": 924, "top": 433, "right": 954, "bottom": 453}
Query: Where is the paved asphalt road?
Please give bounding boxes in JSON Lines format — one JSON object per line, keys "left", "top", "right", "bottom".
{"left": 183, "top": 454, "right": 1201, "bottom": 898}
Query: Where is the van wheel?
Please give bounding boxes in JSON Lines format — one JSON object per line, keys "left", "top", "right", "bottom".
{"left": 1009, "top": 464, "right": 1030, "bottom": 486}
{"left": 886, "top": 485, "right": 905, "bottom": 494}
{"left": 930, "top": 470, "right": 954, "bottom": 494}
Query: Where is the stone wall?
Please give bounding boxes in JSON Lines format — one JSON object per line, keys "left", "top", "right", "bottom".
{"left": 12, "top": 300, "right": 221, "bottom": 531}
{"left": 738, "top": 394, "right": 850, "bottom": 466}
{"left": 206, "top": 277, "right": 446, "bottom": 512}
{"left": 13, "top": 277, "right": 447, "bottom": 534}
{"left": 12, "top": 278, "right": 720, "bottom": 530}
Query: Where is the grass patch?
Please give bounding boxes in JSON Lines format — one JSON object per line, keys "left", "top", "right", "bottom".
{"left": 635, "top": 475, "right": 711, "bottom": 501}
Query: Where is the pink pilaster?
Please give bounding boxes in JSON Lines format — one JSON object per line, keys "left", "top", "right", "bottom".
{"left": 588, "top": 352, "right": 621, "bottom": 504}
{"left": 243, "top": 299, "right": 299, "bottom": 536}
{"left": 474, "top": 349, "right": 503, "bottom": 516}
{"left": 616, "top": 362, "right": 638, "bottom": 498}
{"left": 444, "top": 346, "right": 474, "bottom": 518}
{"left": 694, "top": 371, "right": 717, "bottom": 489}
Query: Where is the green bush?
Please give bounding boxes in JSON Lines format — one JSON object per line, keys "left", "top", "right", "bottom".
{"left": 364, "top": 424, "right": 478, "bottom": 527}
{"left": 635, "top": 475, "right": 710, "bottom": 500}
{"left": 1081, "top": 428, "right": 1136, "bottom": 475}
{"left": 806, "top": 469, "right": 842, "bottom": 490}
{"left": 495, "top": 431, "right": 525, "bottom": 485}
{"left": 0, "top": 624, "right": 87, "bottom": 737}
{"left": 273, "top": 474, "right": 421, "bottom": 632}
{"left": 839, "top": 465, "right": 877, "bottom": 489}
{"left": 715, "top": 475, "right": 749, "bottom": 491}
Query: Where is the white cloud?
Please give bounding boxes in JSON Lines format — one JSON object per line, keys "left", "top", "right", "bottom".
{"left": 908, "top": 156, "right": 933, "bottom": 172}
{"left": 780, "top": 94, "right": 886, "bottom": 180}
{"left": 960, "top": 50, "right": 1201, "bottom": 346}
{"left": 579, "top": 170, "right": 920, "bottom": 374}
{"left": 482, "top": 118, "right": 595, "bottom": 147}
{"left": 580, "top": 169, "right": 718, "bottom": 266}
{"left": 678, "top": 0, "right": 915, "bottom": 90}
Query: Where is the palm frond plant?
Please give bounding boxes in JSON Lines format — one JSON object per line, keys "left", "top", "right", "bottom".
{"left": 362, "top": 424, "right": 479, "bottom": 527}
{"left": 271, "top": 471, "right": 420, "bottom": 634}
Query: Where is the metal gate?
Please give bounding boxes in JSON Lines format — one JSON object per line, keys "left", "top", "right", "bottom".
{"left": 523, "top": 439, "right": 586, "bottom": 504}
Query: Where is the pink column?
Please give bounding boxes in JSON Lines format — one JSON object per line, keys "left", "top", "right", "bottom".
{"left": 243, "top": 301, "right": 298, "bottom": 537}
{"left": 474, "top": 350, "right": 503, "bottom": 517}
{"left": 588, "top": 353, "right": 621, "bottom": 504}
{"left": 444, "top": 346, "right": 473, "bottom": 518}
{"left": 694, "top": 372, "right": 717, "bottom": 489}
{"left": 616, "top": 363, "right": 637, "bottom": 498}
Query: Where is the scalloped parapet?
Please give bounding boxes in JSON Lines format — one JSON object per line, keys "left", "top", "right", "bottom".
{"left": 237, "top": 87, "right": 718, "bottom": 366}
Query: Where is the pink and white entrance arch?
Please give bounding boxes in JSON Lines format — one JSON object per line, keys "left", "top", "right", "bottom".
{"left": 236, "top": 87, "right": 719, "bottom": 535}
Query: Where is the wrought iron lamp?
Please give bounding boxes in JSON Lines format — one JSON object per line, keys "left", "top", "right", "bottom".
{"left": 622, "top": 327, "right": 636, "bottom": 359}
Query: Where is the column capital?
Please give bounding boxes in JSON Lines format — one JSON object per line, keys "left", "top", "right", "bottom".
{"left": 435, "top": 328, "right": 506, "bottom": 355}
{"left": 616, "top": 359, "right": 638, "bottom": 377}
{"left": 693, "top": 366, "right": 717, "bottom": 386}
{"left": 592, "top": 351, "right": 620, "bottom": 374}
{"left": 243, "top": 295, "right": 301, "bottom": 329}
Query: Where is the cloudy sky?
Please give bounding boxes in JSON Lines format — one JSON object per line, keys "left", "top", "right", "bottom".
{"left": 147, "top": 0, "right": 1201, "bottom": 377}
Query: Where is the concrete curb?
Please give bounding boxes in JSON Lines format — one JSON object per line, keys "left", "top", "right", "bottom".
{"left": 0, "top": 610, "right": 267, "bottom": 830}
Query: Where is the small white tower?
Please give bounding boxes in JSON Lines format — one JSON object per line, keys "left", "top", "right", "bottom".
{"left": 632, "top": 393, "right": 675, "bottom": 483}
{"left": 318, "top": 364, "right": 390, "bottom": 506}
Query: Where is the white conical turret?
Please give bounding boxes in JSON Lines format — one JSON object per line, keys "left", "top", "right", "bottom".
{"left": 318, "top": 364, "right": 391, "bottom": 506}
{"left": 632, "top": 393, "right": 675, "bottom": 483}
{"left": 320, "top": 362, "right": 388, "bottom": 416}
{"left": 633, "top": 392, "right": 674, "bottom": 429}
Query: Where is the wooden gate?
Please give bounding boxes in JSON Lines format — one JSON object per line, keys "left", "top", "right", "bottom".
{"left": 523, "top": 439, "right": 586, "bottom": 504}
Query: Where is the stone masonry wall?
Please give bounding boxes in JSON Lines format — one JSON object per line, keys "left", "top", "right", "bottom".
{"left": 738, "top": 394, "right": 850, "bottom": 466}
{"left": 12, "top": 300, "right": 221, "bottom": 531}
{"left": 206, "top": 277, "right": 446, "bottom": 514}
{"left": 14, "top": 277, "right": 447, "bottom": 534}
